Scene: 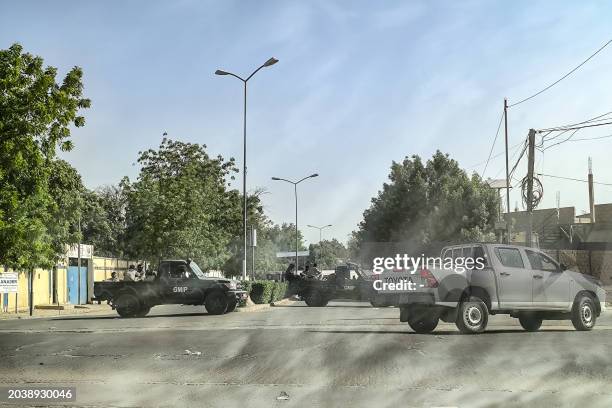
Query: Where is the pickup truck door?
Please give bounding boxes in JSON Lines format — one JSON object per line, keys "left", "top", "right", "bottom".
{"left": 525, "top": 249, "right": 570, "bottom": 310}
{"left": 159, "top": 263, "right": 191, "bottom": 303}
{"left": 492, "top": 247, "right": 532, "bottom": 308}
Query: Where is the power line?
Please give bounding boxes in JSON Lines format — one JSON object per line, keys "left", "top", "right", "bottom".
{"left": 570, "top": 133, "right": 612, "bottom": 141}
{"left": 541, "top": 129, "right": 581, "bottom": 152}
{"left": 508, "top": 138, "right": 528, "bottom": 179}
{"left": 542, "top": 110, "right": 612, "bottom": 130}
{"left": 538, "top": 120, "right": 612, "bottom": 133}
{"left": 468, "top": 140, "right": 523, "bottom": 170}
{"left": 536, "top": 172, "right": 612, "bottom": 187}
{"left": 508, "top": 38, "right": 612, "bottom": 108}
{"left": 481, "top": 109, "right": 505, "bottom": 178}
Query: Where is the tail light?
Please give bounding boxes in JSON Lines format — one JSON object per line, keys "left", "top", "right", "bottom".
{"left": 419, "top": 268, "right": 438, "bottom": 288}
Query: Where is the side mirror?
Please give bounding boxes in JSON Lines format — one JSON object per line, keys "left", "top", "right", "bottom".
{"left": 560, "top": 263, "right": 567, "bottom": 271}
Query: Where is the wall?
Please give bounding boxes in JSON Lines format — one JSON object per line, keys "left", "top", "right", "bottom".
{"left": 544, "top": 249, "right": 612, "bottom": 285}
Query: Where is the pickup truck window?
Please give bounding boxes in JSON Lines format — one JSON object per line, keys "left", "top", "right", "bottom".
{"left": 494, "top": 248, "right": 524, "bottom": 268}
{"left": 525, "top": 250, "right": 559, "bottom": 272}
{"left": 473, "top": 245, "right": 488, "bottom": 266}
{"left": 452, "top": 248, "right": 462, "bottom": 260}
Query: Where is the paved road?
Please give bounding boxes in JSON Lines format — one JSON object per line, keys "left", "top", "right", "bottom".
{"left": 1, "top": 301, "right": 611, "bottom": 408}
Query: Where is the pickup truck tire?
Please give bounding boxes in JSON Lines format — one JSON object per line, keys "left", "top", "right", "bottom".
{"left": 571, "top": 294, "right": 596, "bottom": 331}
{"left": 115, "top": 293, "right": 141, "bottom": 318}
{"left": 205, "top": 291, "right": 228, "bottom": 315}
{"left": 136, "top": 305, "right": 151, "bottom": 317}
{"left": 226, "top": 299, "right": 238, "bottom": 313}
{"left": 407, "top": 307, "right": 439, "bottom": 334}
{"left": 456, "top": 296, "right": 488, "bottom": 334}
{"left": 518, "top": 314, "right": 542, "bottom": 331}
{"left": 305, "top": 290, "right": 328, "bottom": 307}
{"left": 370, "top": 299, "right": 386, "bottom": 308}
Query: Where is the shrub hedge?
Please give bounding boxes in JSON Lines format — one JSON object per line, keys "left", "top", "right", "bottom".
{"left": 239, "top": 280, "right": 288, "bottom": 305}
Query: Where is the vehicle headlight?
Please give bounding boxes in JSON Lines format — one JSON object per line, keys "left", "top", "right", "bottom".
{"left": 224, "top": 281, "right": 237, "bottom": 290}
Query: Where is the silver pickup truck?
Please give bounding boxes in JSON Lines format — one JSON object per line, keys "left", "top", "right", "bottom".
{"left": 397, "top": 243, "right": 606, "bottom": 334}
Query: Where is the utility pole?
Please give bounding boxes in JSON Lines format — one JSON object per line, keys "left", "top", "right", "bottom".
{"left": 526, "top": 129, "right": 536, "bottom": 248}
{"left": 250, "top": 227, "right": 257, "bottom": 280}
{"left": 504, "top": 98, "right": 511, "bottom": 243}
{"left": 77, "top": 214, "right": 81, "bottom": 304}
{"left": 588, "top": 157, "right": 596, "bottom": 223}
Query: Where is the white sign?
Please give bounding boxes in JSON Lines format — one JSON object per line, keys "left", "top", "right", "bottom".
{"left": 67, "top": 244, "right": 93, "bottom": 259}
{"left": 0, "top": 272, "right": 18, "bottom": 293}
{"left": 276, "top": 251, "right": 310, "bottom": 258}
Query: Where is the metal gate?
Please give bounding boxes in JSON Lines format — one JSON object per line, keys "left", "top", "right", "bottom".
{"left": 67, "top": 266, "right": 87, "bottom": 304}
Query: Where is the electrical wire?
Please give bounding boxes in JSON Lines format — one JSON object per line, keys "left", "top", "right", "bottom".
{"left": 538, "top": 120, "right": 612, "bottom": 133}
{"left": 481, "top": 110, "right": 505, "bottom": 178}
{"left": 536, "top": 173, "right": 612, "bottom": 187}
{"left": 570, "top": 133, "right": 612, "bottom": 141}
{"left": 539, "top": 110, "right": 612, "bottom": 132}
{"left": 467, "top": 140, "right": 524, "bottom": 170}
{"left": 541, "top": 129, "right": 581, "bottom": 152}
{"left": 508, "top": 139, "right": 528, "bottom": 179}
{"left": 508, "top": 39, "right": 612, "bottom": 108}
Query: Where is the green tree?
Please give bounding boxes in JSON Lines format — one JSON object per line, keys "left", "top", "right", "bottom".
{"left": 353, "top": 151, "right": 498, "bottom": 259}
{"left": 0, "top": 43, "right": 90, "bottom": 269}
{"left": 308, "top": 238, "right": 348, "bottom": 269}
{"left": 80, "top": 185, "right": 127, "bottom": 258}
{"left": 122, "top": 138, "right": 240, "bottom": 269}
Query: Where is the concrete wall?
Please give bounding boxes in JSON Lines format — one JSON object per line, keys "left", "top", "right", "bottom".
{"left": 1, "top": 256, "right": 137, "bottom": 314}
{"left": 544, "top": 249, "right": 612, "bottom": 285}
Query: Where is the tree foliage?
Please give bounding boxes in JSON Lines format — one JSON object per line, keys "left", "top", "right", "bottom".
{"left": 352, "top": 151, "right": 498, "bottom": 256}
{"left": 122, "top": 138, "right": 240, "bottom": 269}
{"left": 0, "top": 44, "right": 90, "bottom": 269}
{"left": 308, "top": 238, "right": 348, "bottom": 269}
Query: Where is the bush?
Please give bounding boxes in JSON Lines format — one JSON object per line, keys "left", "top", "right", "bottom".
{"left": 249, "top": 280, "right": 275, "bottom": 304}
{"left": 271, "top": 281, "right": 288, "bottom": 302}
{"left": 238, "top": 280, "right": 289, "bottom": 306}
{"left": 238, "top": 280, "right": 253, "bottom": 307}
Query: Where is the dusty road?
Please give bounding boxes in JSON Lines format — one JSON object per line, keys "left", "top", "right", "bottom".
{"left": 0, "top": 301, "right": 611, "bottom": 408}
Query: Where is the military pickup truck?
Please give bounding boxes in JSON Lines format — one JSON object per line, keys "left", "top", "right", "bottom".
{"left": 398, "top": 243, "right": 606, "bottom": 334}
{"left": 290, "top": 263, "right": 378, "bottom": 307}
{"left": 93, "top": 259, "right": 246, "bottom": 317}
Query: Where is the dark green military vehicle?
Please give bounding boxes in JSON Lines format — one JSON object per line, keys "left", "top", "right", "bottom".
{"left": 93, "top": 259, "right": 246, "bottom": 317}
{"left": 290, "top": 262, "right": 380, "bottom": 307}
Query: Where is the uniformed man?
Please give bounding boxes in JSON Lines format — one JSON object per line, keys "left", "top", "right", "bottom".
{"left": 124, "top": 265, "right": 137, "bottom": 281}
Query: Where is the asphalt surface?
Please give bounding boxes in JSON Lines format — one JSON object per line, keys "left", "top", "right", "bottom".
{"left": 0, "top": 301, "right": 611, "bottom": 408}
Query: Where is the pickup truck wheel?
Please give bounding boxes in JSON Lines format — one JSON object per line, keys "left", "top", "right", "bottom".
{"left": 136, "top": 305, "right": 151, "bottom": 317}
{"left": 226, "top": 299, "right": 238, "bottom": 313}
{"left": 407, "top": 308, "right": 439, "bottom": 334}
{"left": 205, "top": 291, "right": 228, "bottom": 315}
{"left": 518, "top": 315, "right": 542, "bottom": 331}
{"left": 305, "top": 291, "right": 327, "bottom": 307}
{"left": 571, "top": 295, "right": 596, "bottom": 331}
{"left": 456, "top": 296, "right": 488, "bottom": 334}
{"left": 115, "top": 293, "right": 140, "bottom": 318}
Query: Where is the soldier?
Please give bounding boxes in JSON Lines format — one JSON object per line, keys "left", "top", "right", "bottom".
{"left": 304, "top": 262, "right": 322, "bottom": 280}
{"left": 124, "top": 265, "right": 137, "bottom": 281}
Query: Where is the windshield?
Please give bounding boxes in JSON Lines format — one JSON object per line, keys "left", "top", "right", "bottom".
{"left": 187, "top": 261, "right": 207, "bottom": 279}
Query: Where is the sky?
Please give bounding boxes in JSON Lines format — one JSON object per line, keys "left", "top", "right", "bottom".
{"left": 2, "top": 1, "right": 612, "bottom": 247}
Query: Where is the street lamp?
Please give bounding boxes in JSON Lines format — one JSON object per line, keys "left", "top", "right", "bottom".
{"left": 307, "top": 224, "right": 332, "bottom": 244}
{"left": 271, "top": 174, "right": 319, "bottom": 271}
{"left": 307, "top": 224, "right": 332, "bottom": 266}
{"left": 216, "top": 57, "right": 278, "bottom": 280}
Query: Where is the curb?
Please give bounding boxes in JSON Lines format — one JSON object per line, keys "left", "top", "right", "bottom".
{"left": 235, "top": 297, "right": 296, "bottom": 313}
{"left": 0, "top": 306, "right": 113, "bottom": 321}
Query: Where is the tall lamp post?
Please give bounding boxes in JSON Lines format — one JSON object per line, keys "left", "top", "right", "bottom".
{"left": 307, "top": 224, "right": 332, "bottom": 265}
{"left": 307, "top": 224, "right": 333, "bottom": 243}
{"left": 216, "top": 57, "right": 278, "bottom": 280}
{"left": 271, "top": 174, "right": 319, "bottom": 270}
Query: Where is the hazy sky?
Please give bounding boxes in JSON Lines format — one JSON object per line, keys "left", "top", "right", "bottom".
{"left": 2, "top": 1, "right": 612, "bottom": 246}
